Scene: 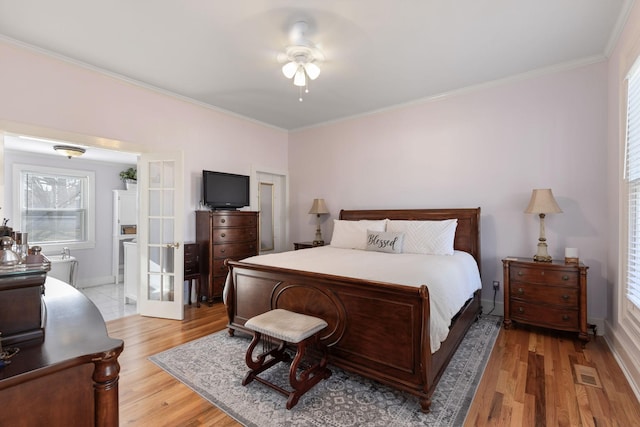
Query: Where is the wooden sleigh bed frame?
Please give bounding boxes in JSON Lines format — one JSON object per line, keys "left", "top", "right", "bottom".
{"left": 225, "top": 208, "right": 482, "bottom": 412}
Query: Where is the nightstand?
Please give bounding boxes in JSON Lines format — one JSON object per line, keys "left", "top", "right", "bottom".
{"left": 294, "top": 241, "right": 323, "bottom": 250}
{"left": 502, "top": 257, "right": 590, "bottom": 343}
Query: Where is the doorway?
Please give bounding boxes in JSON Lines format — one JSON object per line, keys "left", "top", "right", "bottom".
{"left": 254, "top": 170, "right": 288, "bottom": 254}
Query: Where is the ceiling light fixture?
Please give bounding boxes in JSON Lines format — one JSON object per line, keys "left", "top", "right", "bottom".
{"left": 54, "top": 145, "right": 86, "bottom": 159}
{"left": 279, "top": 21, "right": 324, "bottom": 102}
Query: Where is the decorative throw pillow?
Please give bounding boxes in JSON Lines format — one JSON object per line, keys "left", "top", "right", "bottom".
{"left": 386, "top": 219, "right": 458, "bottom": 255}
{"left": 330, "top": 219, "right": 387, "bottom": 250}
{"left": 366, "top": 230, "right": 404, "bottom": 254}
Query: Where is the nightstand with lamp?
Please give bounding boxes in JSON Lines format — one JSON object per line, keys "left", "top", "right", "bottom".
{"left": 295, "top": 198, "right": 329, "bottom": 249}
{"left": 502, "top": 188, "right": 591, "bottom": 344}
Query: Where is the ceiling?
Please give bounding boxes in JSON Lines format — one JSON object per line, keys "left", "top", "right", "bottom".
{"left": 0, "top": 1, "right": 633, "bottom": 131}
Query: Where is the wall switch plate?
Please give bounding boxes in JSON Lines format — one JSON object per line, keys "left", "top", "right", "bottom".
{"left": 492, "top": 281, "right": 500, "bottom": 290}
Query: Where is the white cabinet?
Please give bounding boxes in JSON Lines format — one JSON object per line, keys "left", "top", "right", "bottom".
{"left": 123, "top": 241, "right": 138, "bottom": 304}
{"left": 113, "top": 190, "right": 137, "bottom": 283}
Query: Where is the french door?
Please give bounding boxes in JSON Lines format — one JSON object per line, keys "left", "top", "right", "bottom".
{"left": 137, "top": 152, "right": 185, "bottom": 320}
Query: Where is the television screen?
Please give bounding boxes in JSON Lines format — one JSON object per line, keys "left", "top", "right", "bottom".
{"left": 202, "top": 170, "right": 250, "bottom": 209}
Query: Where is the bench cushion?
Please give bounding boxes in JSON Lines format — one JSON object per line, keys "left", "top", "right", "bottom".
{"left": 245, "top": 309, "right": 328, "bottom": 343}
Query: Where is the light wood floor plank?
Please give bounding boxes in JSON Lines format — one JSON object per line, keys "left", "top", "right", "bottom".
{"left": 106, "top": 306, "right": 640, "bottom": 426}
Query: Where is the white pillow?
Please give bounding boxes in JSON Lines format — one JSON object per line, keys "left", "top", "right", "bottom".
{"left": 330, "top": 219, "right": 387, "bottom": 250}
{"left": 386, "top": 219, "right": 458, "bottom": 255}
{"left": 366, "top": 230, "right": 404, "bottom": 254}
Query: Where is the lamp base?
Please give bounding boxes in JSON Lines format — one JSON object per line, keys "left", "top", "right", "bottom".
{"left": 533, "top": 241, "right": 552, "bottom": 262}
{"left": 312, "top": 240, "right": 324, "bottom": 247}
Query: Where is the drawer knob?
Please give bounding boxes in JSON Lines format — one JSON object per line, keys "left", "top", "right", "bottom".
{"left": 518, "top": 307, "right": 524, "bottom": 313}
{"left": 517, "top": 271, "right": 523, "bottom": 276}
{"left": 562, "top": 314, "right": 570, "bottom": 321}
{"left": 562, "top": 275, "right": 569, "bottom": 281}
{"left": 220, "top": 249, "right": 225, "bottom": 253}
{"left": 517, "top": 288, "right": 524, "bottom": 295}
{"left": 562, "top": 294, "right": 570, "bottom": 301}
{"left": 221, "top": 218, "right": 226, "bottom": 223}
{"left": 221, "top": 233, "right": 226, "bottom": 238}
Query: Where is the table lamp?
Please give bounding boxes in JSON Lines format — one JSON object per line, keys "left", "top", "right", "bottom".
{"left": 524, "top": 188, "right": 563, "bottom": 262}
{"left": 308, "top": 198, "right": 329, "bottom": 246}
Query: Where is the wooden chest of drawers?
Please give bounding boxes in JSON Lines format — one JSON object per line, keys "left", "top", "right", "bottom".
{"left": 502, "top": 257, "right": 589, "bottom": 343}
{"left": 196, "top": 210, "right": 258, "bottom": 305}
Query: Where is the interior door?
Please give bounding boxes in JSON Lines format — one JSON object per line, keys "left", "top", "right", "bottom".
{"left": 137, "top": 151, "right": 185, "bottom": 320}
{"left": 255, "top": 171, "right": 287, "bottom": 253}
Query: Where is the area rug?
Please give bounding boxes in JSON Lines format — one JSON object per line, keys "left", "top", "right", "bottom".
{"left": 149, "top": 314, "right": 501, "bottom": 427}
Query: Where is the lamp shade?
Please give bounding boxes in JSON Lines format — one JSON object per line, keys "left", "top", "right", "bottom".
{"left": 524, "top": 189, "right": 563, "bottom": 214}
{"left": 308, "top": 198, "right": 329, "bottom": 215}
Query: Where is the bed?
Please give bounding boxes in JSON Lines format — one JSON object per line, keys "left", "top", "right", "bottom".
{"left": 224, "top": 208, "right": 482, "bottom": 412}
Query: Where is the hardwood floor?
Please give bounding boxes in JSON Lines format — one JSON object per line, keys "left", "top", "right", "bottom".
{"left": 107, "top": 304, "right": 640, "bottom": 426}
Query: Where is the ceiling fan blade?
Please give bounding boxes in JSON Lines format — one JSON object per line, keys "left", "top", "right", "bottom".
{"left": 303, "top": 62, "right": 320, "bottom": 80}
{"left": 282, "top": 62, "right": 297, "bottom": 79}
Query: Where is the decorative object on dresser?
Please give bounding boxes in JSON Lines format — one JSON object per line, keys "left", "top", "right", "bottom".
{"left": 308, "top": 198, "right": 329, "bottom": 246}
{"left": 524, "top": 188, "right": 563, "bottom": 262}
{"left": 195, "top": 210, "right": 258, "bottom": 305}
{"left": 184, "top": 242, "right": 200, "bottom": 306}
{"left": 565, "top": 247, "right": 579, "bottom": 265}
{"left": 502, "top": 257, "right": 591, "bottom": 343}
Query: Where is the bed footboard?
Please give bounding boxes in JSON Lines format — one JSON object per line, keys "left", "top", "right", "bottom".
{"left": 225, "top": 260, "right": 481, "bottom": 411}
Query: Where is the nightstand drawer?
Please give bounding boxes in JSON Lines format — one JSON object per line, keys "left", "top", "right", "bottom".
{"left": 510, "top": 265, "right": 577, "bottom": 286}
{"left": 509, "top": 282, "right": 578, "bottom": 307}
{"left": 510, "top": 301, "right": 579, "bottom": 331}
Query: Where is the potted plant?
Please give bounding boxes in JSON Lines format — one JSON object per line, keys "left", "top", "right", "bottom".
{"left": 120, "top": 167, "right": 137, "bottom": 190}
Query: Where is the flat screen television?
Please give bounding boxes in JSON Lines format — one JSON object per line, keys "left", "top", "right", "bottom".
{"left": 202, "top": 170, "right": 250, "bottom": 210}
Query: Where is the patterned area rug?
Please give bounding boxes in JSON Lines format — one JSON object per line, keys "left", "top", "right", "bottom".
{"left": 149, "top": 314, "right": 501, "bottom": 427}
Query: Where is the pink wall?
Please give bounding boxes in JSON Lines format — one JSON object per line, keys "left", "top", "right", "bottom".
{"left": 289, "top": 62, "right": 608, "bottom": 321}
{"left": 0, "top": 40, "right": 289, "bottom": 242}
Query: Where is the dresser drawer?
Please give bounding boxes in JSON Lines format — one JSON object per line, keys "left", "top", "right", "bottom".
{"left": 213, "top": 242, "right": 257, "bottom": 258}
{"left": 510, "top": 301, "right": 579, "bottom": 332}
{"left": 212, "top": 214, "right": 257, "bottom": 228}
{"left": 510, "top": 265, "right": 578, "bottom": 286}
{"left": 212, "top": 227, "right": 257, "bottom": 244}
{"left": 509, "top": 282, "right": 578, "bottom": 308}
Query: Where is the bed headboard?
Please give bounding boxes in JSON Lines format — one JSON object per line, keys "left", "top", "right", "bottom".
{"left": 339, "top": 208, "right": 481, "bottom": 270}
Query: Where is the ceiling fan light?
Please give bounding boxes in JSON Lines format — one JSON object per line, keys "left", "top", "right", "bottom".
{"left": 282, "top": 61, "right": 297, "bottom": 79}
{"left": 293, "top": 68, "right": 306, "bottom": 87}
{"left": 304, "top": 62, "right": 320, "bottom": 80}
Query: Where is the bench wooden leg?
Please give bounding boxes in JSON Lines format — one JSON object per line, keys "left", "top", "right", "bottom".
{"left": 242, "top": 332, "right": 331, "bottom": 410}
{"left": 286, "top": 335, "right": 331, "bottom": 409}
{"left": 242, "top": 332, "right": 288, "bottom": 386}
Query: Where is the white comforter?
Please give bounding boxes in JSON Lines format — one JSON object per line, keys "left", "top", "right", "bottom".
{"left": 229, "top": 246, "right": 482, "bottom": 353}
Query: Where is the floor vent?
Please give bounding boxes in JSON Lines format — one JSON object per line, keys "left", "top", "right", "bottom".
{"left": 574, "top": 364, "right": 602, "bottom": 388}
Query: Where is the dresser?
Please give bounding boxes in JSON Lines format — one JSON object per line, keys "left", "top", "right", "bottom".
{"left": 502, "top": 257, "right": 589, "bottom": 343}
{"left": 0, "top": 277, "right": 123, "bottom": 426}
{"left": 195, "top": 211, "right": 258, "bottom": 305}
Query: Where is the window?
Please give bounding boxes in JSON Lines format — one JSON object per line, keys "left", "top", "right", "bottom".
{"left": 625, "top": 60, "right": 640, "bottom": 309}
{"left": 13, "top": 164, "right": 95, "bottom": 252}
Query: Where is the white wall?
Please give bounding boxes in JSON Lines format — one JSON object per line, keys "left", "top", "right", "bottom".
{"left": 289, "top": 62, "right": 609, "bottom": 325}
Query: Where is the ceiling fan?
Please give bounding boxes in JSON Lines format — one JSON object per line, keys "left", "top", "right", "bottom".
{"left": 278, "top": 21, "right": 324, "bottom": 101}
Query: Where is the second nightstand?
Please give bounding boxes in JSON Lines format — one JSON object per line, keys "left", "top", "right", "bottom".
{"left": 502, "top": 257, "right": 589, "bottom": 343}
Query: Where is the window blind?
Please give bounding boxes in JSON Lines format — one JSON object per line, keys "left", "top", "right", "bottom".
{"left": 625, "top": 60, "right": 640, "bottom": 308}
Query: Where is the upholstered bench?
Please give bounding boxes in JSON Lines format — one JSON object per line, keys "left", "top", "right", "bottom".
{"left": 242, "top": 308, "right": 332, "bottom": 409}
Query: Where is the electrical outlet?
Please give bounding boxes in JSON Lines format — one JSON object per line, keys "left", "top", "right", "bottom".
{"left": 492, "top": 281, "right": 500, "bottom": 290}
